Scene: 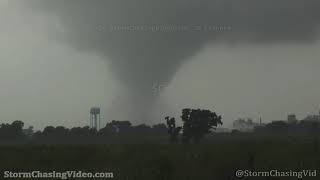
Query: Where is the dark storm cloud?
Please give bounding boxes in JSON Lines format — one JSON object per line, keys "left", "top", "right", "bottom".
{"left": 24, "top": 0, "right": 320, "bottom": 121}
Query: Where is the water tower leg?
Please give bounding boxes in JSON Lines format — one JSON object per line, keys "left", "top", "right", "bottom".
{"left": 99, "top": 114, "right": 101, "bottom": 131}
{"left": 90, "top": 114, "right": 92, "bottom": 128}
{"left": 95, "top": 114, "right": 98, "bottom": 130}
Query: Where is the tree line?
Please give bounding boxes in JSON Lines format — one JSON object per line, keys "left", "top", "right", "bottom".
{"left": 0, "top": 108, "right": 223, "bottom": 144}
{"left": 1, "top": 108, "right": 320, "bottom": 144}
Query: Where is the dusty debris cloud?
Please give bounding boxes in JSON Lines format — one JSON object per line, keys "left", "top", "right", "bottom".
{"left": 24, "top": 0, "right": 320, "bottom": 122}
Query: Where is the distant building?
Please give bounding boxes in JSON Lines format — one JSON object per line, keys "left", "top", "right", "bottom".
{"left": 233, "top": 118, "right": 265, "bottom": 132}
{"left": 300, "top": 109, "right": 320, "bottom": 122}
{"left": 215, "top": 127, "right": 232, "bottom": 133}
{"left": 287, "top": 114, "right": 298, "bottom": 124}
{"left": 302, "top": 115, "right": 320, "bottom": 122}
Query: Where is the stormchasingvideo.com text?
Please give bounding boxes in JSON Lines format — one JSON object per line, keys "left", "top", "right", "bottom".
{"left": 3, "top": 171, "right": 114, "bottom": 179}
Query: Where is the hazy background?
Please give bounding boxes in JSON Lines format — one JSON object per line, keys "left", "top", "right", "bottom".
{"left": 1, "top": 0, "right": 320, "bottom": 130}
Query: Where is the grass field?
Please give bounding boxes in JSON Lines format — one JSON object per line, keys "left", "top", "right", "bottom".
{"left": 0, "top": 137, "right": 319, "bottom": 180}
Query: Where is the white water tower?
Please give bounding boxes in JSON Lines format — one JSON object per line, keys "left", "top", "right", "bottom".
{"left": 90, "top": 107, "right": 101, "bottom": 130}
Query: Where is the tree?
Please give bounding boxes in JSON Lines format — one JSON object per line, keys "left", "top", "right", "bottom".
{"left": 11, "top": 120, "right": 24, "bottom": 130}
{"left": 181, "top": 108, "right": 222, "bottom": 143}
{"left": 99, "top": 124, "right": 117, "bottom": 136}
{"left": 165, "top": 116, "right": 181, "bottom": 143}
{"left": 55, "top": 126, "right": 69, "bottom": 136}
{"left": 107, "top": 120, "right": 132, "bottom": 136}
{"left": 132, "top": 124, "right": 151, "bottom": 137}
{"left": 0, "top": 120, "right": 25, "bottom": 140}
{"left": 43, "top": 126, "right": 55, "bottom": 135}
{"left": 70, "top": 126, "right": 91, "bottom": 137}
{"left": 11, "top": 120, "right": 25, "bottom": 137}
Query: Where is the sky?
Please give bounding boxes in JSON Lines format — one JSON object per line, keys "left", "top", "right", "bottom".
{"left": 1, "top": 0, "right": 320, "bottom": 130}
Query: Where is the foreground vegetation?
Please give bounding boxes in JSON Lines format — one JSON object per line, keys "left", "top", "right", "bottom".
{"left": 1, "top": 108, "right": 320, "bottom": 179}
{"left": 0, "top": 137, "right": 319, "bottom": 180}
